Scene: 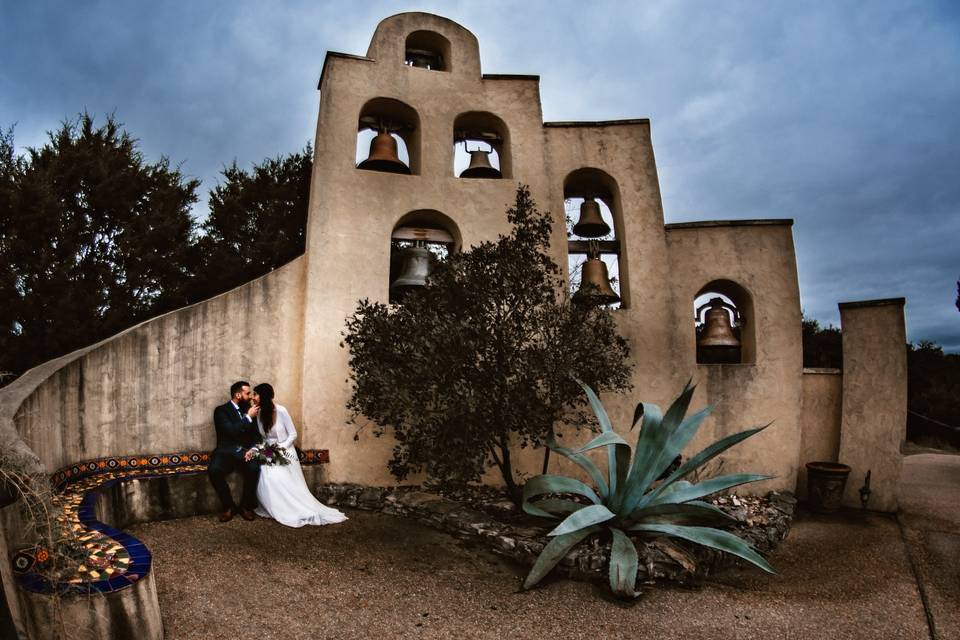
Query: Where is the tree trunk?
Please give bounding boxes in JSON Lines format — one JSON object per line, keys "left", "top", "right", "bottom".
{"left": 497, "top": 437, "right": 522, "bottom": 505}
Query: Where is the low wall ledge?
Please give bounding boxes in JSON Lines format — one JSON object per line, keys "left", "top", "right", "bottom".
{"left": 802, "top": 367, "right": 842, "bottom": 375}
{"left": 483, "top": 73, "right": 540, "bottom": 81}
{"left": 838, "top": 297, "right": 906, "bottom": 310}
{"left": 544, "top": 118, "right": 650, "bottom": 128}
{"left": 318, "top": 51, "right": 375, "bottom": 88}
{"left": 696, "top": 363, "right": 756, "bottom": 368}
{"left": 665, "top": 219, "right": 794, "bottom": 230}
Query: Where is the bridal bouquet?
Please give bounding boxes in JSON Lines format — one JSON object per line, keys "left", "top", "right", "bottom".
{"left": 246, "top": 443, "right": 292, "bottom": 466}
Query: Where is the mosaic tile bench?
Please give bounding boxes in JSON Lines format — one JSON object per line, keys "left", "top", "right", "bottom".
{"left": 11, "top": 448, "right": 330, "bottom": 595}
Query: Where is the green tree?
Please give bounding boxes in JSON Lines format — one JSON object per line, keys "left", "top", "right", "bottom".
{"left": 0, "top": 128, "right": 22, "bottom": 381}
{"left": 0, "top": 115, "right": 199, "bottom": 379}
{"left": 803, "top": 313, "right": 960, "bottom": 450}
{"left": 343, "top": 186, "right": 633, "bottom": 502}
{"left": 189, "top": 144, "right": 312, "bottom": 300}
{"left": 801, "top": 316, "right": 843, "bottom": 369}
{"left": 907, "top": 341, "right": 960, "bottom": 449}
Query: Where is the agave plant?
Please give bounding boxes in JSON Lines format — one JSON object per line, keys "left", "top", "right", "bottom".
{"left": 522, "top": 379, "right": 774, "bottom": 597}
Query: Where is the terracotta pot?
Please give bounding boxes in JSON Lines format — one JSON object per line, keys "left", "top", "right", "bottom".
{"left": 806, "top": 461, "right": 851, "bottom": 513}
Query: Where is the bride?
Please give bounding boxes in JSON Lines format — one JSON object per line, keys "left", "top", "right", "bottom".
{"left": 250, "top": 383, "right": 347, "bottom": 527}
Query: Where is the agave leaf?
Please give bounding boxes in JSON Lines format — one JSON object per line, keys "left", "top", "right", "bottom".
{"left": 526, "top": 498, "right": 588, "bottom": 520}
{"left": 523, "top": 525, "right": 601, "bottom": 590}
{"left": 651, "top": 473, "right": 771, "bottom": 506}
{"left": 574, "top": 378, "right": 614, "bottom": 434}
{"left": 623, "top": 404, "right": 715, "bottom": 515}
{"left": 573, "top": 430, "right": 632, "bottom": 510}
{"left": 631, "top": 401, "right": 645, "bottom": 430}
{"left": 522, "top": 474, "right": 602, "bottom": 509}
{"left": 575, "top": 379, "right": 624, "bottom": 497}
{"left": 656, "top": 405, "right": 713, "bottom": 475}
{"left": 645, "top": 424, "right": 771, "bottom": 506}
{"left": 661, "top": 379, "right": 696, "bottom": 435}
{"left": 573, "top": 430, "right": 629, "bottom": 454}
{"left": 546, "top": 432, "right": 609, "bottom": 499}
{"left": 609, "top": 527, "right": 640, "bottom": 597}
{"left": 611, "top": 439, "right": 631, "bottom": 511}
{"left": 629, "top": 523, "right": 775, "bottom": 574}
{"left": 628, "top": 501, "right": 735, "bottom": 526}
{"left": 548, "top": 503, "right": 617, "bottom": 536}
{"left": 623, "top": 401, "right": 664, "bottom": 493}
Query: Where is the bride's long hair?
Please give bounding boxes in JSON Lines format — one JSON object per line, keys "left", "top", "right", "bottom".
{"left": 253, "top": 383, "right": 276, "bottom": 431}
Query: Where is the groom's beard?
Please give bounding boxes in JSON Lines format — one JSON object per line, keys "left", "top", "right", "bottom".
{"left": 238, "top": 400, "right": 251, "bottom": 412}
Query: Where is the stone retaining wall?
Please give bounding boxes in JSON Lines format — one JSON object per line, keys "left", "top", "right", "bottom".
{"left": 315, "top": 483, "right": 796, "bottom": 585}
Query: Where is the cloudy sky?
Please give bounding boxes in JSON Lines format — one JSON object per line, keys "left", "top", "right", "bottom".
{"left": 3, "top": 1, "right": 958, "bottom": 350}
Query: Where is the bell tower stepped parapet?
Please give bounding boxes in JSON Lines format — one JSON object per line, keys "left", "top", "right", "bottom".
{"left": 299, "top": 12, "right": 803, "bottom": 492}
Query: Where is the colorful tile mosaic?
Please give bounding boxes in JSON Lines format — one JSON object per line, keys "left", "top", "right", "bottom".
{"left": 12, "top": 449, "right": 329, "bottom": 595}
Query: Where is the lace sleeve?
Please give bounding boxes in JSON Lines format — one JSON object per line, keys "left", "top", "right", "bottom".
{"left": 277, "top": 406, "right": 298, "bottom": 450}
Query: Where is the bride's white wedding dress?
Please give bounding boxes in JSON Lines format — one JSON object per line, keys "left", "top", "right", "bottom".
{"left": 254, "top": 404, "right": 347, "bottom": 527}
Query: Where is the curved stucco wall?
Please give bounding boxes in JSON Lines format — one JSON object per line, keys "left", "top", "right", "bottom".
{"left": 0, "top": 256, "right": 306, "bottom": 638}
{"left": 4, "top": 256, "right": 306, "bottom": 474}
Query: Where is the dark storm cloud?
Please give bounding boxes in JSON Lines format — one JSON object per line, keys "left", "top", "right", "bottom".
{"left": 2, "top": 1, "right": 957, "bottom": 350}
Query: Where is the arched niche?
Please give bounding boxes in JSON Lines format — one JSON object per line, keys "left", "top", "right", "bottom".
{"left": 389, "top": 210, "right": 461, "bottom": 304}
{"left": 356, "top": 97, "right": 421, "bottom": 175}
{"left": 563, "top": 168, "right": 628, "bottom": 309}
{"left": 405, "top": 30, "right": 451, "bottom": 71}
{"left": 453, "top": 112, "right": 511, "bottom": 179}
{"left": 694, "top": 279, "right": 756, "bottom": 365}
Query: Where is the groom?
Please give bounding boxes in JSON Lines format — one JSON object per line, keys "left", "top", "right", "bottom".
{"left": 208, "top": 380, "right": 262, "bottom": 522}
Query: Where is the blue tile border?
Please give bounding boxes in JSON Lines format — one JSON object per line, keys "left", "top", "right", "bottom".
{"left": 13, "top": 448, "right": 330, "bottom": 595}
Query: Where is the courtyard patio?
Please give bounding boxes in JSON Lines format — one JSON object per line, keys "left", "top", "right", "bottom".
{"left": 125, "top": 452, "right": 958, "bottom": 640}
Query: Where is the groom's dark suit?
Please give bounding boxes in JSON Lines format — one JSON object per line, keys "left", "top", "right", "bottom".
{"left": 207, "top": 401, "right": 263, "bottom": 513}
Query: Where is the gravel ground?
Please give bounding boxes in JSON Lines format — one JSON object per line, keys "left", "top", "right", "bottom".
{"left": 128, "top": 507, "right": 929, "bottom": 640}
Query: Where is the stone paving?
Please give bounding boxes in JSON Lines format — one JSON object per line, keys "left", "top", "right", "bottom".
{"left": 899, "top": 452, "right": 960, "bottom": 640}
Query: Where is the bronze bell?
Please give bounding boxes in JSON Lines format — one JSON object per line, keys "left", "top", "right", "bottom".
{"left": 696, "top": 297, "right": 741, "bottom": 363}
{"left": 406, "top": 48, "right": 441, "bottom": 69}
{"left": 573, "top": 258, "right": 620, "bottom": 306}
{"left": 459, "top": 149, "right": 502, "bottom": 179}
{"left": 390, "top": 244, "right": 432, "bottom": 296}
{"left": 572, "top": 198, "right": 611, "bottom": 238}
{"left": 408, "top": 53, "right": 430, "bottom": 68}
{"left": 358, "top": 130, "right": 411, "bottom": 175}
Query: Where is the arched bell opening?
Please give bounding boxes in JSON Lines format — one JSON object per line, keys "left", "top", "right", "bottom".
{"left": 694, "top": 280, "right": 756, "bottom": 365}
{"left": 356, "top": 97, "right": 420, "bottom": 175}
{"left": 389, "top": 210, "right": 461, "bottom": 304}
{"left": 405, "top": 30, "right": 451, "bottom": 71}
{"left": 563, "top": 168, "right": 628, "bottom": 309}
{"left": 453, "top": 112, "right": 511, "bottom": 179}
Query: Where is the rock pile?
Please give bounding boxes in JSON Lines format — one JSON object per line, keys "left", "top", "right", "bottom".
{"left": 314, "top": 483, "right": 796, "bottom": 585}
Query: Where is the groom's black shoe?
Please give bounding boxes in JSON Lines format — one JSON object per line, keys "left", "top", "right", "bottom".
{"left": 240, "top": 509, "right": 256, "bottom": 521}
{"left": 218, "top": 509, "right": 234, "bottom": 523}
